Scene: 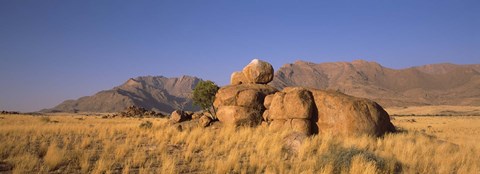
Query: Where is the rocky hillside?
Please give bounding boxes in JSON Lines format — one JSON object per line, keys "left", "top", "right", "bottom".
{"left": 270, "top": 60, "right": 480, "bottom": 107}
{"left": 43, "top": 76, "right": 202, "bottom": 114}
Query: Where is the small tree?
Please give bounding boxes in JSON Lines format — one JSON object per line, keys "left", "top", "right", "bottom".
{"left": 192, "top": 80, "right": 220, "bottom": 120}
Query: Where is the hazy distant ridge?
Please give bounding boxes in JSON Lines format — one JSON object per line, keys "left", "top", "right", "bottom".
{"left": 43, "top": 76, "right": 202, "bottom": 113}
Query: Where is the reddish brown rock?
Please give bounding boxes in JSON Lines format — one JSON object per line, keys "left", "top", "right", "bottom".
{"left": 262, "top": 110, "right": 270, "bottom": 121}
{"left": 269, "top": 119, "right": 287, "bottom": 130}
{"left": 266, "top": 87, "right": 395, "bottom": 137}
{"left": 199, "top": 115, "right": 212, "bottom": 127}
{"left": 191, "top": 112, "right": 204, "bottom": 120}
{"left": 310, "top": 90, "right": 395, "bottom": 136}
{"left": 263, "top": 94, "right": 274, "bottom": 109}
{"left": 242, "top": 59, "right": 274, "bottom": 84}
{"left": 268, "top": 118, "right": 312, "bottom": 135}
{"left": 216, "top": 106, "right": 263, "bottom": 126}
{"left": 269, "top": 87, "right": 314, "bottom": 120}
{"left": 230, "top": 71, "right": 246, "bottom": 85}
{"left": 213, "top": 84, "right": 278, "bottom": 109}
{"left": 170, "top": 110, "right": 190, "bottom": 123}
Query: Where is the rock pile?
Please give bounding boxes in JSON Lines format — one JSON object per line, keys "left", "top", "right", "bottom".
{"left": 214, "top": 59, "right": 278, "bottom": 126}
{"left": 113, "top": 105, "right": 163, "bottom": 118}
{"left": 166, "top": 109, "right": 215, "bottom": 128}
{"left": 214, "top": 84, "right": 278, "bottom": 126}
{"left": 215, "top": 59, "right": 396, "bottom": 137}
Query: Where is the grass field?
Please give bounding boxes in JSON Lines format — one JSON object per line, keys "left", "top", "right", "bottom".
{"left": 386, "top": 105, "right": 480, "bottom": 116}
{"left": 0, "top": 111, "right": 479, "bottom": 173}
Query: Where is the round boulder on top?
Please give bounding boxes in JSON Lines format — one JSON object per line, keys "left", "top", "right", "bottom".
{"left": 241, "top": 59, "right": 274, "bottom": 84}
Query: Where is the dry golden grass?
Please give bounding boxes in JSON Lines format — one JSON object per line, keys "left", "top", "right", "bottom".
{"left": 0, "top": 113, "right": 479, "bottom": 173}
{"left": 386, "top": 105, "right": 480, "bottom": 116}
{"left": 392, "top": 116, "right": 480, "bottom": 149}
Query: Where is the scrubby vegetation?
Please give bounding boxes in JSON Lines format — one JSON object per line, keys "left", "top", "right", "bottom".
{"left": 0, "top": 114, "right": 479, "bottom": 173}
{"left": 192, "top": 80, "right": 219, "bottom": 119}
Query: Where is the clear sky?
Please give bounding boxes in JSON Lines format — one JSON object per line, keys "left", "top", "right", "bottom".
{"left": 1, "top": 1, "right": 479, "bottom": 112}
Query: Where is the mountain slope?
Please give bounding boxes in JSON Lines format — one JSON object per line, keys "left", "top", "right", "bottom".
{"left": 270, "top": 60, "right": 480, "bottom": 107}
{"left": 44, "top": 76, "right": 202, "bottom": 113}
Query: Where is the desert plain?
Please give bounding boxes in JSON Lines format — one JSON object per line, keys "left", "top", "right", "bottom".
{"left": 0, "top": 105, "right": 479, "bottom": 174}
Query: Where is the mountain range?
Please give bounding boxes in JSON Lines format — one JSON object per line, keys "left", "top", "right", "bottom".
{"left": 270, "top": 60, "right": 480, "bottom": 107}
{"left": 43, "top": 76, "right": 201, "bottom": 114}
{"left": 44, "top": 60, "right": 480, "bottom": 113}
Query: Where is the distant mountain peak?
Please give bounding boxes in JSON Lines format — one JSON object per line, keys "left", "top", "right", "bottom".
{"left": 352, "top": 59, "right": 369, "bottom": 63}
{"left": 124, "top": 78, "right": 142, "bottom": 87}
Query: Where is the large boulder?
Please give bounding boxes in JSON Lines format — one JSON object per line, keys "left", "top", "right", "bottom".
{"left": 242, "top": 59, "right": 274, "bottom": 84}
{"left": 216, "top": 106, "right": 263, "bottom": 126}
{"left": 266, "top": 87, "right": 395, "bottom": 136}
{"left": 310, "top": 90, "right": 395, "bottom": 136}
{"left": 214, "top": 84, "right": 278, "bottom": 126}
{"left": 214, "top": 84, "right": 278, "bottom": 109}
{"left": 269, "top": 87, "right": 315, "bottom": 120}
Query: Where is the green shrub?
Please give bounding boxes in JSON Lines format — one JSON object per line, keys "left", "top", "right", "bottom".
{"left": 192, "top": 80, "right": 219, "bottom": 120}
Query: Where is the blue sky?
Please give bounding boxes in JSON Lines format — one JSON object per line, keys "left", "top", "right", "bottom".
{"left": 1, "top": 0, "right": 479, "bottom": 112}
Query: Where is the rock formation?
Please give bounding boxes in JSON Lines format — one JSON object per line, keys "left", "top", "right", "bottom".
{"left": 216, "top": 59, "right": 396, "bottom": 137}
{"left": 214, "top": 84, "right": 278, "bottom": 126}
{"left": 264, "top": 87, "right": 395, "bottom": 136}
{"left": 266, "top": 87, "right": 315, "bottom": 135}
{"left": 118, "top": 105, "right": 163, "bottom": 117}
{"left": 214, "top": 59, "right": 278, "bottom": 126}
